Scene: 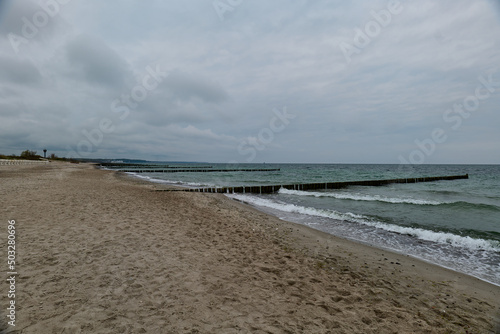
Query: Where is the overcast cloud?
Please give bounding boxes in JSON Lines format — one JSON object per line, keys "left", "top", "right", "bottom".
{"left": 0, "top": 0, "right": 499, "bottom": 163}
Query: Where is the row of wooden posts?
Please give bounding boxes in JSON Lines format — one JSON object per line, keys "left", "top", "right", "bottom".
{"left": 155, "top": 174, "right": 469, "bottom": 194}
{"left": 120, "top": 168, "right": 281, "bottom": 173}
{"left": 100, "top": 163, "right": 213, "bottom": 169}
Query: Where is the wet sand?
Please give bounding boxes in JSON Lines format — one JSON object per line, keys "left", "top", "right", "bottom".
{"left": 0, "top": 162, "right": 499, "bottom": 333}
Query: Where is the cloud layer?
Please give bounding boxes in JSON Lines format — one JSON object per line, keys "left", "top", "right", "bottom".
{"left": 1, "top": 0, "right": 499, "bottom": 163}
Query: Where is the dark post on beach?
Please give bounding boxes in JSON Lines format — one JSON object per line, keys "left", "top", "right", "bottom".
{"left": 43, "top": 149, "right": 47, "bottom": 158}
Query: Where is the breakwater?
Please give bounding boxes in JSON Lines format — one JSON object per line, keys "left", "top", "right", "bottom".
{"left": 121, "top": 168, "right": 281, "bottom": 173}
{"left": 99, "top": 163, "right": 213, "bottom": 169}
{"left": 156, "top": 174, "right": 469, "bottom": 194}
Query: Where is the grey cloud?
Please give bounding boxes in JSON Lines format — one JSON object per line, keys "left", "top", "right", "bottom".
{"left": 0, "top": 0, "right": 68, "bottom": 54}
{"left": 0, "top": 1, "right": 44, "bottom": 34}
{"left": 121, "top": 70, "right": 230, "bottom": 128}
{"left": 65, "top": 34, "right": 130, "bottom": 87}
{"left": 0, "top": 56, "right": 41, "bottom": 85}
{"left": 0, "top": 0, "right": 499, "bottom": 163}
{"left": 163, "top": 71, "right": 228, "bottom": 104}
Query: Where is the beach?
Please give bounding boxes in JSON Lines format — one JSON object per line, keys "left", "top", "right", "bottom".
{"left": 1, "top": 162, "right": 499, "bottom": 333}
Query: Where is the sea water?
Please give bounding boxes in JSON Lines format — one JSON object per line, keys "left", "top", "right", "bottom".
{"left": 121, "top": 163, "right": 500, "bottom": 286}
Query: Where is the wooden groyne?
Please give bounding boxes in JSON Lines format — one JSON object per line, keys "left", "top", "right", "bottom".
{"left": 121, "top": 168, "right": 281, "bottom": 173}
{"left": 156, "top": 174, "right": 469, "bottom": 194}
{"left": 99, "top": 163, "right": 167, "bottom": 168}
{"left": 158, "top": 166, "right": 213, "bottom": 169}
{"left": 100, "top": 164, "right": 214, "bottom": 169}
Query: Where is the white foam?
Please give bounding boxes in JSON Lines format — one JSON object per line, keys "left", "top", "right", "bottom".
{"left": 278, "top": 188, "right": 443, "bottom": 205}
{"left": 125, "top": 173, "right": 212, "bottom": 187}
{"left": 227, "top": 194, "right": 500, "bottom": 252}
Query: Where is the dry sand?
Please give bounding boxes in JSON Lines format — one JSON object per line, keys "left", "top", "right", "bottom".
{"left": 0, "top": 162, "right": 499, "bottom": 333}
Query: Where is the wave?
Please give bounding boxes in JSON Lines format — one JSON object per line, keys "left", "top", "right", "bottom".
{"left": 278, "top": 188, "right": 443, "bottom": 205}
{"left": 125, "top": 173, "right": 214, "bottom": 188}
{"left": 425, "top": 189, "right": 461, "bottom": 195}
{"left": 278, "top": 189, "right": 500, "bottom": 211}
{"left": 227, "top": 194, "right": 500, "bottom": 252}
{"left": 442, "top": 201, "right": 500, "bottom": 212}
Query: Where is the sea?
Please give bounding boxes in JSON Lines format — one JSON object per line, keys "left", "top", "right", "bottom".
{"left": 111, "top": 163, "right": 500, "bottom": 286}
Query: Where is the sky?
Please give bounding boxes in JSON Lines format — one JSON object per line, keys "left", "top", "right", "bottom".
{"left": 0, "top": 0, "right": 499, "bottom": 164}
